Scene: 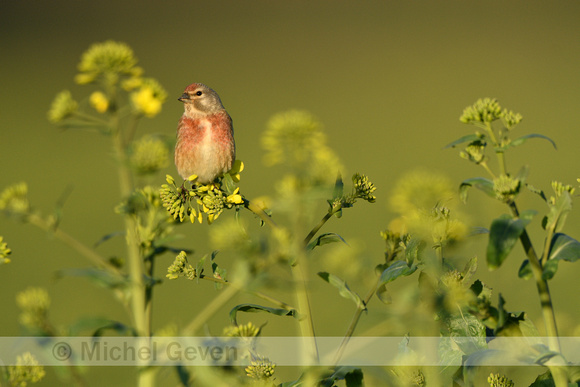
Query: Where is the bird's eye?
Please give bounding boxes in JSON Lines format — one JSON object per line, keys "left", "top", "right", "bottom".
{"left": 195, "top": 91, "right": 203, "bottom": 96}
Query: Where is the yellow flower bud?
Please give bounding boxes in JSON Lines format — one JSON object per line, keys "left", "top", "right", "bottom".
{"left": 89, "top": 91, "right": 109, "bottom": 113}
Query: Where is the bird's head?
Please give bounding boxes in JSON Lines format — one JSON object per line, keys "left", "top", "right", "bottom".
{"left": 178, "top": 83, "right": 225, "bottom": 115}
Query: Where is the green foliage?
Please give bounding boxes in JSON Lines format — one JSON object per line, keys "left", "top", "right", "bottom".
{"left": 486, "top": 213, "right": 531, "bottom": 269}
{"left": 317, "top": 272, "right": 365, "bottom": 310}
{"left": 4, "top": 42, "right": 580, "bottom": 386}
{"left": 229, "top": 304, "right": 298, "bottom": 325}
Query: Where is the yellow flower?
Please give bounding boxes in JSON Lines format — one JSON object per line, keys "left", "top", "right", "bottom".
{"left": 262, "top": 110, "right": 342, "bottom": 183}
{"left": 76, "top": 40, "right": 139, "bottom": 85}
{"left": 89, "top": 91, "right": 109, "bottom": 113}
{"left": 47, "top": 90, "right": 78, "bottom": 123}
{"left": 0, "top": 182, "right": 30, "bottom": 215}
{"left": 131, "top": 78, "right": 167, "bottom": 118}
{"left": 245, "top": 356, "right": 276, "bottom": 380}
{"left": 228, "top": 160, "right": 244, "bottom": 182}
{"left": 166, "top": 251, "right": 196, "bottom": 280}
{"left": 132, "top": 87, "right": 161, "bottom": 117}
{"left": 0, "top": 236, "right": 11, "bottom": 264}
{"left": 16, "top": 287, "right": 50, "bottom": 331}
{"left": 389, "top": 170, "right": 455, "bottom": 216}
{"left": 8, "top": 352, "right": 46, "bottom": 386}
{"left": 227, "top": 188, "right": 243, "bottom": 204}
{"left": 223, "top": 322, "right": 260, "bottom": 337}
{"left": 459, "top": 98, "right": 502, "bottom": 125}
{"left": 130, "top": 135, "right": 169, "bottom": 175}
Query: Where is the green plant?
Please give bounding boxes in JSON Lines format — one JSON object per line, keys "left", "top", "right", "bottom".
{"left": 2, "top": 42, "right": 579, "bottom": 387}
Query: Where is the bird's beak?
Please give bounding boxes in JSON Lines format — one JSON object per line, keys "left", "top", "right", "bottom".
{"left": 178, "top": 93, "right": 189, "bottom": 102}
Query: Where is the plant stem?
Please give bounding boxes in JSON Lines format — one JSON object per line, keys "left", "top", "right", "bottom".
{"left": 484, "top": 122, "right": 508, "bottom": 176}
{"left": 304, "top": 206, "right": 340, "bottom": 246}
{"left": 26, "top": 213, "right": 121, "bottom": 276}
{"left": 182, "top": 284, "right": 240, "bottom": 335}
{"left": 243, "top": 199, "right": 277, "bottom": 229}
{"left": 508, "top": 201, "right": 567, "bottom": 386}
{"left": 480, "top": 161, "right": 497, "bottom": 179}
{"left": 291, "top": 259, "right": 319, "bottom": 362}
{"left": 111, "top": 116, "right": 153, "bottom": 387}
{"left": 333, "top": 275, "right": 379, "bottom": 365}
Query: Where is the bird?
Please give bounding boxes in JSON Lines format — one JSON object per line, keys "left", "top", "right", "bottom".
{"left": 174, "top": 83, "right": 235, "bottom": 184}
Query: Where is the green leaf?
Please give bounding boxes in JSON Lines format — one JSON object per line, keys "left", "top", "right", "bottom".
{"left": 469, "top": 279, "right": 484, "bottom": 297}
{"left": 543, "top": 233, "right": 580, "bottom": 280}
{"left": 175, "top": 365, "right": 191, "bottom": 387}
{"left": 378, "top": 260, "right": 417, "bottom": 286}
{"left": 55, "top": 268, "right": 128, "bottom": 289}
{"left": 469, "top": 227, "right": 489, "bottom": 236}
{"left": 306, "top": 233, "right": 348, "bottom": 251}
{"left": 333, "top": 173, "right": 344, "bottom": 199}
{"left": 526, "top": 184, "right": 548, "bottom": 202}
{"left": 462, "top": 256, "right": 478, "bottom": 284}
{"left": 548, "top": 233, "right": 580, "bottom": 262}
{"left": 495, "top": 294, "right": 526, "bottom": 335}
{"left": 67, "top": 317, "right": 128, "bottom": 336}
{"left": 318, "top": 272, "right": 364, "bottom": 310}
{"left": 195, "top": 254, "right": 207, "bottom": 281}
{"left": 518, "top": 259, "right": 533, "bottom": 280}
{"left": 503, "top": 133, "right": 557, "bottom": 151}
{"left": 210, "top": 251, "right": 226, "bottom": 288}
{"left": 319, "top": 367, "right": 363, "bottom": 387}
{"left": 344, "top": 368, "right": 364, "bottom": 387}
{"left": 529, "top": 369, "right": 556, "bottom": 387}
{"left": 221, "top": 173, "right": 237, "bottom": 195}
{"left": 229, "top": 304, "right": 298, "bottom": 325}
{"left": 92, "top": 321, "right": 137, "bottom": 337}
{"left": 459, "top": 177, "right": 495, "bottom": 203}
{"left": 404, "top": 238, "right": 423, "bottom": 266}
{"left": 515, "top": 165, "right": 530, "bottom": 185}
{"left": 486, "top": 214, "right": 529, "bottom": 270}
{"left": 375, "top": 260, "right": 417, "bottom": 304}
{"left": 93, "top": 231, "right": 124, "bottom": 247}
{"left": 444, "top": 133, "right": 483, "bottom": 149}
{"left": 375, "top": 284, "right": 392, "bottom": 304}
{"left": 546, "top": 191, "right": 573, "bottom": 233}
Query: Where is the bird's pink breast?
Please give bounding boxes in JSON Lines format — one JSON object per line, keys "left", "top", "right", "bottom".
{"left": 175, "top": 111, "right": 235, "bottom": 183}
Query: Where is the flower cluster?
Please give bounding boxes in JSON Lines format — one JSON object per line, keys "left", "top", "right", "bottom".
{"left": 460, "top": 98, "right": 523, "bottom": 131}
{"left": 129, "top": 77, "right": 168, "bottom": 118}
{"left": 262, "top": 110, "right": 342, "bottom": 184}
{"left": 550, "top": 180, "right": 575, "bottom": 201}
{"left": 160, "top": 161, "right": 245, "bottom": 225}
{"left": 352, "top": 173, "right": 377, "bottom": 203}
{"left": 459, "top": 138, "right": 487, "bottom": 165}
{"left": 49, "top": 40, "right": 167, "bottom": 124}
{"left": 502, "top": 109, "right": 523, "bottom": 130}
{"left": 330, "top": 173, "right": 377, "bottom": 215}
{"left": 0, "top": 236, "right": 11, "bottom": 264}
{"left": 130, "top": 135, "right": 169, "bottom": 175}
{"left": 166, "top": 251, "right": 196, "bottom": 280}
{"left": 8, "top": 352, "right": 46, "bottom": 387}
{"left": 75, "top": 40, "right": 141, "bottom": 86}
{"left": 388, "top": 170, "right": 467, "bottom": 246}
{"left": 487, "top": 373, "right": 514, "bottom": 387}
{"left": 0, "top": 182, "right": 30, "bottom": 216}
{"left": 47, "top": 90, "right": 79, "bottom": 123}
{"left": 380, "top": 230, "right": 409, "bottom": 262}
{"left": 16, "top": 287, "right": 50, "bottom": 332}
{"left": 223, "top": 322, "right": 261, "bottom": 338}
{"left": 245, "top": 355, "right": 276, "bottom": 380}
{"left": 493, "top": 174, "right": 521, "bottom": 203}
{"left": 460, "top": 98, "right": 503, "bottom": 125}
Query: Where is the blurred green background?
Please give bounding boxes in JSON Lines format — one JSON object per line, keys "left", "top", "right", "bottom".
{"left": 1, "top": 1, "right": 580, "bottom": 385}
